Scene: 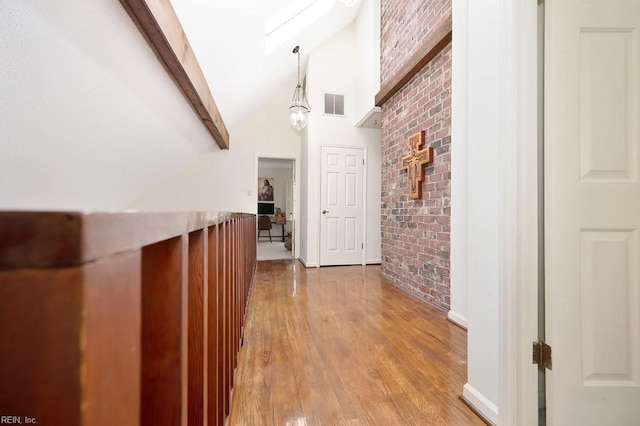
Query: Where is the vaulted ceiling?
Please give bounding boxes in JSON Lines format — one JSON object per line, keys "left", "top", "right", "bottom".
{"left": 170, "top": 0, "right": 364, "bottom": 133}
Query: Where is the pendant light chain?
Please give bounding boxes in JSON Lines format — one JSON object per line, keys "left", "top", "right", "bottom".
{"left": 296, "top": 46, "right": 301, "bottom": 87}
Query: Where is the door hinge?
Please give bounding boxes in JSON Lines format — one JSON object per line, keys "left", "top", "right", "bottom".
{"left": 532, "top": 340, "right": 552, "bottom": 370}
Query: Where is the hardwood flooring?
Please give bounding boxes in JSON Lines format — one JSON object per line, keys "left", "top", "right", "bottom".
{"left": 229, "top": 260, "right": 485, "bottom": 425}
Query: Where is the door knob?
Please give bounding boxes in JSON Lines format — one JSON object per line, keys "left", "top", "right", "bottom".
{"left": 322, "top": 210, "right": 329, "bottom": 214}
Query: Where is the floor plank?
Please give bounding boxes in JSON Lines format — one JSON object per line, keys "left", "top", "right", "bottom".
{"left": 229, "top": 260, "right": 485, "bottom": 425}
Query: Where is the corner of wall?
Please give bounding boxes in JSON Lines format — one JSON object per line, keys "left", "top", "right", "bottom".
{"left": 447, "top": 311, "right": 468, "bottom": 329}
{"left": 450, "top": 0, "right": 470, "bottom": 337}
{"left": 462, "top": 383, "right": 499, "bottom": 425}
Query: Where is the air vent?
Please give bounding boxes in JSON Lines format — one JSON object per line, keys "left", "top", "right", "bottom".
{"left": 324, "top": 93, "right": 345, "bottom": 116}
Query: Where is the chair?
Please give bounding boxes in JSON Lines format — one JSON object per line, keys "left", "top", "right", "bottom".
{"left": 257, "top": 215, "right": 272, "bottom": 242}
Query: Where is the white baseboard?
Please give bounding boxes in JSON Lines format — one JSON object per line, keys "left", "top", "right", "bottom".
{"left": 462, "top": 383, "right": 499, "bottom": 425}
{"left": 447, "top": 310, "right": 468, "bottom": 329}
{"left": 298, "top": 257, "right": 318, "bottom": 268}
{"left": 366, "top": 258, "right": 382, "bottom": 265}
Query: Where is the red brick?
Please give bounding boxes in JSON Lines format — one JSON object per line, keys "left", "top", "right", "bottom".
{"left": 381, "top": 0, "right": 452, "bottom": 312}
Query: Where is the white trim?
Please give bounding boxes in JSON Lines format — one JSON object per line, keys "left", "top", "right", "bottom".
{"left": 447, "top": 310, "right": 468, "bottom": 329}
{"left": 256, "top": 154, "right": 301, "bottom": 261}
{"left": 497, "top": 0, "right": 520, "bottom": 422}
{"left": 355, "top": 106, "right": 381, "bottom": 128}
{"left": 361, "top": 146, "right": 368, "bottom": 266}
{"left": 463, "top": 383, "right": 499, "bottom": 425}
{"left": 450, "top": 0, "right": 470, "bottom": 346}
{"left": 297, "top": 256, "right": 318, "bottom": 268}
{"left": 453, "top": 1, "right": 540, "bottom": 422}
{"left": 497, "top": 0, "right": 540, "bottom": 425}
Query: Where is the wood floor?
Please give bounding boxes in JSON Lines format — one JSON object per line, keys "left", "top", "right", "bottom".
{"left": 229, "top": 260, "right": 485, "bottom": 425}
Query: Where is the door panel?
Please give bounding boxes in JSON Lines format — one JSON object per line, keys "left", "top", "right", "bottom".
{"left": 580, "top": 30, "right": 636, "bottom": 181}
{"left": 545, "top": 0, "right": 640, "bottom": 424}
{"left": 579, "top": 230, "right": 639, "bottom": 385}
{"left": 320, "top": 146, "right": 364, "bottom": 266}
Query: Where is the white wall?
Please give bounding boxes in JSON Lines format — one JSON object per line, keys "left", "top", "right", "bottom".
{"left": 0, "top": 0, "right": 215, "bottom": 210}
{"left": 449, "top": 0, "right": 470, "bottom": 330}
{"left": 302, "top": 22, "right": 382, "bottom": 267}
{"left": 299, "top": 125, "right": 310, "bottom": 264}
{"left": 132, "top": 87, "right": 301, "bottom": 213}
{"left": 354, "top": 0, "right": 381, "bottom": 122}
{"left": 133, "top": 86, "right": 302, "bottom": 256}
{"left": 454, "top": 0, "right": 500, "bottom": 423}
{"left": 364, "top": 137, "right": 382, "bottom": 264}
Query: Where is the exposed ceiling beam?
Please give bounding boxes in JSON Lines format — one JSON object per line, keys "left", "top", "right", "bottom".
{"left": 119, "top": 0, "right": 230, "bottom": 149}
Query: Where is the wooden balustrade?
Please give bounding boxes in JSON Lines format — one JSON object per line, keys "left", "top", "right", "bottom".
{"left": 0, "top": 211, "right": 256, "bottom": 425}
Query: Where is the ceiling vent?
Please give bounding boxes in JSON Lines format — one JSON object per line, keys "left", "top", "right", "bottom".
{"left": 324, "top": 93, "right": 345, "bottom": 116}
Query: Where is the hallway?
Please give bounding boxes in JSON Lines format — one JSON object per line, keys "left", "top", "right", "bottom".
{"left": 229, "top": 260, "right": 484, "bottom": 425}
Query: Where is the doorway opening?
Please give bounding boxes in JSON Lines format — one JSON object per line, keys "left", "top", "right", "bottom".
{"left": 257, "top": 157, "right": 296, "bottom": 261}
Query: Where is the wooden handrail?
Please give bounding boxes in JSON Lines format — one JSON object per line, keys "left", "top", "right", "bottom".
{"left": 0, "top": 211, "right": 256, "bottom": 426}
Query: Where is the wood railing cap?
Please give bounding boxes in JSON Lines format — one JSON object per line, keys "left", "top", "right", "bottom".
{"left": 0, "top": 211, "right": 254, "bottom": 270}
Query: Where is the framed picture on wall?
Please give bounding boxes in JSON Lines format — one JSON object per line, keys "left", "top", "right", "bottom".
{"left": 258, "top": 178, "right": 274, "bottom": 202}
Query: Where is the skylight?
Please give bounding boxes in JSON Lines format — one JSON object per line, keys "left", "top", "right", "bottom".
{"left": 265, "top": 0, "right": 334, "bottom": 53}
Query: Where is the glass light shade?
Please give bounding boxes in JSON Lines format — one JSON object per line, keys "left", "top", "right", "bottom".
{"left": 289, "top": 105, "right": 309, "bottom": 130}
{"left": 338, "top": 0, "right": 357, "bottom": 6}
{"left": 289, "top": 84, "right": 310, "bottom": 130}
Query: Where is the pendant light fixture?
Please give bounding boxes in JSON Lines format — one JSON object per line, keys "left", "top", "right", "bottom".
{"left": 289, "top": 45, "right": 310, "bottom": 131}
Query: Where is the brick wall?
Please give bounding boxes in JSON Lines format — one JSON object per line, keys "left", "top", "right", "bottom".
{"left": 380, "top": 0, "right": 450, "bottom": 81}
{"left": 380, "top": 0, "right": 452, "bottom": 311}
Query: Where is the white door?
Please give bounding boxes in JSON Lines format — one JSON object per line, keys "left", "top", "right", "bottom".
{"left": 545, "top": 0, "right": 640, "bottom": 424}
{"left": 320, "top": 146, "right": 364, "bottom": 266}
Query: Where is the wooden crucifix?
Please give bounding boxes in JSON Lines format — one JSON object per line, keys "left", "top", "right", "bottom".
{"left": 401, "top": 130, "right": 433, "bottom": 200}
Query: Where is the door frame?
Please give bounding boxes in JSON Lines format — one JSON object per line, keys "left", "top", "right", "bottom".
{"left": 497, "top": 1, "right": 540, "bottom": 425}
{"left": 451, "top": 1, "right": 540, "bottom": 420}
{"left": 255, "top": 154, "right": 298, "bottom": 259}
{"left": 318, "top": 144, "right": 367, "bottom": 266}
{"left": 453, "top": 0, "right": 559, "bottom": 423}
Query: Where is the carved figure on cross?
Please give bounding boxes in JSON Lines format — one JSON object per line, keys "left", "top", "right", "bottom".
{"left": 401, "top": 130, "right": 433, "bottom": 200}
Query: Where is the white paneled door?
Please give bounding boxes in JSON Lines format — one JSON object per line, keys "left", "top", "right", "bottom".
{"left": 320, "top": 146, "right": 364, "bottom": 266}
{"left": 545, "top": 0, "right": 640, "bottom": 424}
